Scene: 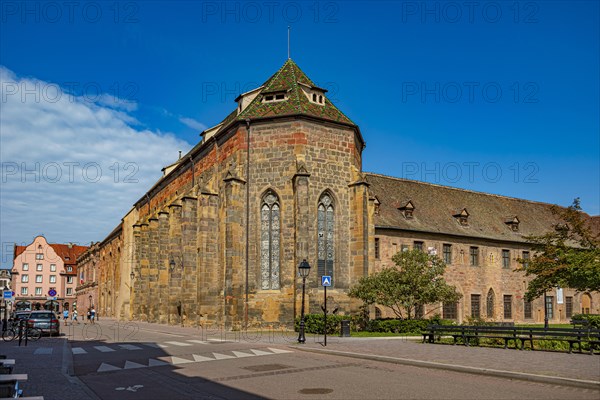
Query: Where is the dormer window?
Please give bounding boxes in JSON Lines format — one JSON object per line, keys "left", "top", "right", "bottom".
{"left": 505, "top": 216, "right": 520, "bottom": 232}
{"left": 262, "top": 91, "right": 288, "bottom": 103}
{"left": 373, "top": 197, "right": 380, "bottom": 215}
{"left": 454, "top": 208, "right": 469, "bottom": 226}
{"left": 398, "top": 201, "right": 415, "bottom": 219}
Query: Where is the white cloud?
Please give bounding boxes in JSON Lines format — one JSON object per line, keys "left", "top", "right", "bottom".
{"left": 0, "top": 66, "right": 191, "bottom": 267}
{"left": 179, "top": 117, "right": 207, "bottom": 132}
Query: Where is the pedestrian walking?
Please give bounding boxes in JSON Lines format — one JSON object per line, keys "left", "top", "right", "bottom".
{"left": 63, "top": 309, "right": 69, "bottom": 325}
{"left": 72, "top": 309, "right": 78, "bottom": 324}
{"left": 91, "top": 307, "right": 96, "bottom": 324}
{"left": 87, "top": 310, "right": 91, "bottom": 324}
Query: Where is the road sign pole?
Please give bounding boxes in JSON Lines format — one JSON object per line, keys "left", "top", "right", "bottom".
{"left": 323, "top": 285, "right": 327, "bottom": 347}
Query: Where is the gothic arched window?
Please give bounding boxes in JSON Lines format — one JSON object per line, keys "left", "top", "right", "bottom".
{"left": 260, "top": 191, "right": 280, "bottom": 290}
{"left": 486, "top": 288, "right": 495, "bottom": 318}
{"left": 317, "top": 193, "right": 334, "bottom": 281}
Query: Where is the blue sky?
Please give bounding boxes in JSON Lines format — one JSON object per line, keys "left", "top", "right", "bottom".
{"left": 1, "top": 1, "right": 598, "bottom": 268}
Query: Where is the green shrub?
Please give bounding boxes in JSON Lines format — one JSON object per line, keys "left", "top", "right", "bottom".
{"left": 295, "top": 314, "right": 356, "bottom": 335}
{"left": 571, "top": 314, "right": 600, "bottom": 328}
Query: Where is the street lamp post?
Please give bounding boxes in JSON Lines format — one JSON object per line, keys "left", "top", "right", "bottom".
{"left": 2, "top": 286, "right": 8, "bottom": 332}
{"left": 169, "top": 257, "right": 184, "bottom": 327}
{"left": 297, "top": 259, "right": 311, "bottom": 344}
{"left": 543, "top": 291, "right": 549, "bottom": 329}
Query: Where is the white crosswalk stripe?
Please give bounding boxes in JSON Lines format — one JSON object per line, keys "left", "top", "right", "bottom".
{"left": 186, "top": 339, "right": 209, "bottom": 345}
{"left": 94, "top": 346, "right": 115, "bottom": 353}
{"left": 164, "top": 341, "right": 192, "bottom": 347}
{"left": 118, "top": 344, "right": 142, "bottom": 350}
{"left": 71, "top": 347, "right": 87, "bottom": 354}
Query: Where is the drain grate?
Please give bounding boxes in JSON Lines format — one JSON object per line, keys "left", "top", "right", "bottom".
{"left": 242, "top": 364, "right": 292, "bottom": 372}
{"left": 298, "top": 388, "right": 334, "bottom": 395}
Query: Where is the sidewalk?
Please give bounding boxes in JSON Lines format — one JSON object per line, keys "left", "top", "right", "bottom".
{"left": 294, "top": 335, "right": 600, "bottom": 389}
{"left": 0, "top": 336, "right": 99, "bottom": 400}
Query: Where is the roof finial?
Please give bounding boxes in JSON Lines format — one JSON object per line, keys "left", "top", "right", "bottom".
{"left": 287, "top": 26, "right": 291, "bottom": 60}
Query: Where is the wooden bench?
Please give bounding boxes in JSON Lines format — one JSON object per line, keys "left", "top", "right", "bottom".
{"left": 423, "top": 325, "right": 600, "bottom": 354}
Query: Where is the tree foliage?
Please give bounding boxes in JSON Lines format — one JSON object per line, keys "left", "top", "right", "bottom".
{"left": 349, "top": 249, "right": 462, "bottom": 319}
{"left": 518, "top": 198, "right": 600, "bottom": 301}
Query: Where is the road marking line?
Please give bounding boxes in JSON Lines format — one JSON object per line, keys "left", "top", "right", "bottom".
{"left": 71, "top": 347, "right": 87, "bottom": 354}
{"left": 94, "top": 346, "right": 116, "bottom": 353}
{"left": 97, "top": 362, "right": 121, "bottom": 372}
{"left": 165, "top": 341, "right": 192, "bottom": 346}
{"left": 148, "top": 358, "right": 169, "bottom": 367}
{"left": 124, "top": 361, "right": 147, "bottom": 369}
{"left": 119, "top": 344, "right": 142, "bottom": 350}
{"left": 212, "top": 352, "right": 235, "bottom": 360}
{"left": 170, "top": 356, "right": 194, "bottom": 365}
{"left": 232, "top": 350, "right": 255, "bottom": 358}
{"left": 34, "top": 347, "right": 53, "bottom": 355}
{"left": 192, "top": 354, "right": 214, "bottom": 362}
{"left": 250, "top": 349, "right": 274, "bottom": 356}
{"left": 267, "top": 347, "right": 293, "bottom": 354}
{"left": 186, "top": 339, "right": 209, "bottom": 344}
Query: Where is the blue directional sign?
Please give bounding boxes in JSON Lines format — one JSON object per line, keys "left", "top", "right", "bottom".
{"left": 3, "top": 291, "right": 11, "bottom": 300}
{"left": 321, "top": 275, "right": 332, "bottom": 287}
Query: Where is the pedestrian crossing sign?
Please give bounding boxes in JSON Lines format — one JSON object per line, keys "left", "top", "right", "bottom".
{"left": 321, "top": 276, "right": 332, "bottom": 287}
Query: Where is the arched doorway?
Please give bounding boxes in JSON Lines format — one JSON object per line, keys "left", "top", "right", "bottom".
{"left": 581, "top": 293, "right": 592, "bottom": 314}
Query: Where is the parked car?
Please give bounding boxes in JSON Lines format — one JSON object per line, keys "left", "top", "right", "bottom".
{"left": 11, "top": 311, "right": 30, "bottom": 326}
{"left": 27, "top": 311, "right": 60, "bottom": 336}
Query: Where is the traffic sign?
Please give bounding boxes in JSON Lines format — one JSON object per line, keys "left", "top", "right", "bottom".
{"left": 321, "top": 275, "right": 332, "bottom": 287}
{"left": 3, "top": 291, "right": 11, "bottom": 300}
{"left": 48, "top": 289, "right": 57, "bottom": 297}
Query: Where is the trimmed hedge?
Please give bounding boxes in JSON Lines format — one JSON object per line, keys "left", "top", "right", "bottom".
{"left": 571, "top": 314, "right": 600, "bottom": 328}
{"left": 295, "top": 314, "right": 455, "bottom": 335}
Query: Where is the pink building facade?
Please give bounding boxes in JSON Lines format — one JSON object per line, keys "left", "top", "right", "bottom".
{"left": 11, "top": 236, "right": 88, "bottom": 313}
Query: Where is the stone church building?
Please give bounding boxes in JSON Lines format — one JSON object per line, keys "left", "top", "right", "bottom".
{"left": 81, "top": 59, "right": 599, "bottom": 327}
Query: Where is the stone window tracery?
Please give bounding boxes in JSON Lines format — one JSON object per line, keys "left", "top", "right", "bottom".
{"left": 260, "top": 191, "right": 280, "bottom": 290}
{"left": 317, "top": 193, "right": 335, "bottom": 282}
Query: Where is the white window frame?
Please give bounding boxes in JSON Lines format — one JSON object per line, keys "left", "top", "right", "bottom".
{"left": 36, "top": 264, "right": 43, "bottom": 271}
{"left": 22, "top": 263, "right": 29, "bottom": 271}
{"left": 66, "top": 276, "right": 73, "bottom": 284}
{"left": 50, "top": 275, "right": 57, "bottom": 284}
{"left": 21, "top": 287, "right": 28, "bottom": 295}
{"left": 50, "top": 264, "right": 56, "bottom": 272}
{"left": 35, "top": 275, "right": 43, "bottom": 283}
{"left": 35, "top": 287, "right": 42, "bottom": 295}
{"left": 66, "top": 288, "right": 73, "bottom": 295}
{"left": 21, "top": 274, "right": 29, "bottom": 283}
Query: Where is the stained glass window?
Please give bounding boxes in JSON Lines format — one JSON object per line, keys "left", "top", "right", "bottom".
{"left": 260, "top": 192, "right": 280, "bottom": 290}
{"left": 318, "top": 193, "right": 334, "bottom": 282}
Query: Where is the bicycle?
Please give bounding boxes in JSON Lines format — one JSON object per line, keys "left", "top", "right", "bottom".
{"left": 2, "top": 323, "right": 42, "bottom": 342}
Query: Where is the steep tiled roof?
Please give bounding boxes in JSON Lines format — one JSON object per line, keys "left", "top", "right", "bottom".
{"left": 366, "top": 173, "right": 581, "bottom": 243}
{"left": 14, "top": 243, "right": 88, "bottom": 267}
{"left": 216, "top": 59, "right": 356, "bottom": 134}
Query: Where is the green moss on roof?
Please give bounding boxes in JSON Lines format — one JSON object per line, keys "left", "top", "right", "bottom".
{"left": 216, "top": 59, "right": 355, "bottom": 134}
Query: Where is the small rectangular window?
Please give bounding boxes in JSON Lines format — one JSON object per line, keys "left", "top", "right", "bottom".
{"left": 470, "top": 247, "right": 479, "bottom": 266}
{"left": 50, "top": 275, "right": 57, "bottom": 284}
{"left": 36, "top": 264, "right": 43, "bottom": 271}
{"left": 22, "top": 263, "right": 29, "bottom": 271}
{"left": 503, "top": 295, "right": 512, "bottom": 319}
{"left": 374, "top": 238, "right": 380, "bottom": 259}
{"left": 35, "top": 275, "right": 43, "bottom": 283}
{"left": 66, "top": 288, "right": 72, "bottom": 295}
{"left": 443, "top": 244, "right": 452, "bottom": 264}
{"left": 21, "top": 287, "right": 28, "bottom": 295}
{"left": 471, "top": 294, "right": 481, "bottom": 318}
{"left": 67, "top": 266, "right": 73, "bottom": 272}
{"left": 401, "top": 244, "right": 409, "bottom": 252}
{"left": 413, "top": 241, "right": 423, "bottom": 251}
{"left": 524, "top": 300, "right": 532, "bottom": 319}
{"left": 35, "top": 287, "right": 42, "bottom": 295}
{"left": 36, "top": 253, "right": 43, "bottom": 260}
{"left": 275, "top": 93, "right": 284, "bottom": 100}
{"left": 546, "top": 296, "right": 554, "bottom": 319}
{"left": 522, "top": 251, "right": 530, "bottom": 269}
{"left": 21, "top": 274, "right": 29, "bottom": 283}
{"left": 443, "top": 302, "right": 457, "bottom": 319}
{"left": 566, "top": 296, "right": 573, "bottom": 319}
{"left": 50, "top": 264, "right": 56, "bottom": 272}
{"left": 502, "top": 249, "right": 510, "bottom": 269}
{"left": 67, "top": 276, "right": 73, "bottom": 284}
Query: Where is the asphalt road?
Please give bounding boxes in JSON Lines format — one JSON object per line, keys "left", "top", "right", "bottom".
{"left": 57, "top": 319, "right": 599, "bottom": 400}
